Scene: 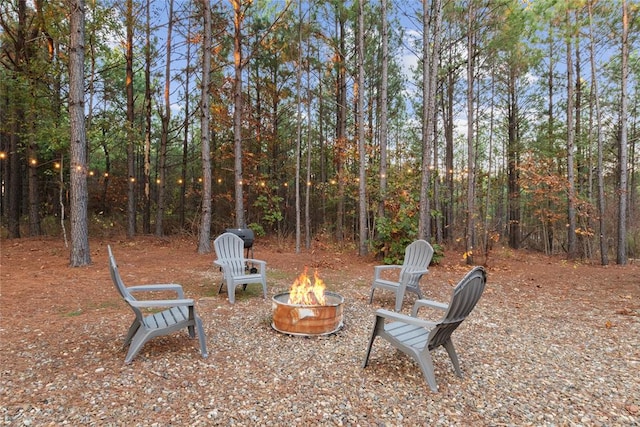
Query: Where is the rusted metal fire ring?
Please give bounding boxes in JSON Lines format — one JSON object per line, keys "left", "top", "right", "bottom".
{"left": 271, "top": 291, "right": 344, "bottom": 336}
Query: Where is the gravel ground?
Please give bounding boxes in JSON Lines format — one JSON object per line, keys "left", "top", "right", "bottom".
{"left": 1, "top": 238, "right": 639, "bottom": 425}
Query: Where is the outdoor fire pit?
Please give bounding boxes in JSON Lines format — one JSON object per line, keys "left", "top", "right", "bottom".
{"left": 272, "top": 268, "right": 344, "bottom": 336}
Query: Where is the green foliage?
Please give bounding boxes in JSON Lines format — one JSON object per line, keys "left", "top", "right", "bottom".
{"left": 248, "top": 222, "right": 265, "bottom": 237}
{"left": 253, "top": 188, "right": 284, "bottom": 231}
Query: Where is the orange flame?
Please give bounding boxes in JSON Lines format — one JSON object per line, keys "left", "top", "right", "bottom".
{"left": 288, "top": 267, "right": 326, "bottom": 305}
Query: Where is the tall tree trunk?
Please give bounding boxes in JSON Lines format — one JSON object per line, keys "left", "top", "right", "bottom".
{"left": 198, "top": 0, "right": 212, "bottom": 253}
{"left": 143, "top": 0, "right": 152, "bottom": 234}
{"left": 617, "top": 0, "right": 629, "bottom": 265}
{"left": 294, "top": 0, "right": 303, "bottom": 253}
{"left": 27, "top": 109, "right": 41, "bottom": 236}
{"left": 378, "top": 0, "right": 389, "bottom": 222}
{"left": 7, "top": 124, "right": 22, "bottom": 238}
{"left": 305, "top": 57, "right": 312, "bottom": 250}
{"left": 180, "top": 6, "right": 192, "bottom": 230}
{"left": 418, "top": 0, "right": 442, "bottom": 243}
{"left": 69, "top": 0, "right": 91, "bottom": 266}
{"left": 443, "top": 33, "right": 454, "bottom": 242}
{"left": 335, "top": 7, "right": 346, "bottom": 242}
{"left": 465, "top": 3, "right": 475, "bottom": 264}
{"left": 155, "top": 0, "right": 174, "bottom": 236}
{"left": 232, "top": 0, "right": 245, "bottom": 228}
{"left": 507, "top": 68, "right": 520, "bottom": 250}
{"left": 587, "top": 0, "right": 608, "bottom": 265}
{"left": 6, "top": 0, "right": 28, "bottom": 239}
{"left": 566, "top": 10, "right": 577, "bottom": 260}
{"left": 357, "top": 0, "right": 367, "bottom": 256}
{"left": 546, "top": 23, "right": 555, "bottom": 254}
{"left": 125, "top": 0, "right": 136, "bottom": 238}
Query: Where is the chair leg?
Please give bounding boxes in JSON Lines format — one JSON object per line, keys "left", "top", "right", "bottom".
{"left": 368, "top": 287, "right": 375, "bottom": 304}
{"left": 187, "top": 306, "right": 196, "bottom": 338}
{"left": 443, "top": 340, "right": 462, "bottom": 377}
{"left": 394, "top": 294, "right": 403, "bottom": 312}
{"left": 125, "top": 329, "right": 152, "bottom": 364}
{"left": 362, "top": 316, "right": 383, "bottom": 368}
{"left": 195, "top": 315, "right": 208, "bottom": 358}
{"left": 124, "top": 320, "right": 141, "bottom": 348}
{"left": 416, "top": 350, "right": 439, "bottom": 392}
{"left": 228, "top": 283, "right": 236, "bottom": 304}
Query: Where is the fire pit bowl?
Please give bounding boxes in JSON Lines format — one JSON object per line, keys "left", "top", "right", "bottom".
{"left": 272, "top": 291, "right": 344, "bottom": 336}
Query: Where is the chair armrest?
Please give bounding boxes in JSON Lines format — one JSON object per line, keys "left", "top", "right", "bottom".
{"left": 376, "top": 308, "right": 438, "bottom": 329}
{"left": 411, "top": 299, "right": 448, "bottom": 317}
{"left": 127, "top": 284, "right": 185, "bottom": 298}
{"left": 245, "top": 259, "right": 266, "bottom": 267}
{"left": 403, "top": 268, "right": 429, "bottom": 276}
{"left": 373, "top": 265, "right": 401, "bottom": 280}
{"left": 127, "top": 298, "right": 195, "bottom": 308}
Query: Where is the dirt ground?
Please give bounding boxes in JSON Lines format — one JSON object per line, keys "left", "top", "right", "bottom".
{"left": 1, "top": 235, "right": 639, "bottom": 425}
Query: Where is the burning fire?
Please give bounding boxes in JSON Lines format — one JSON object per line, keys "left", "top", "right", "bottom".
{"left": 288, "top": 267, "right": 326, "bottom": 305}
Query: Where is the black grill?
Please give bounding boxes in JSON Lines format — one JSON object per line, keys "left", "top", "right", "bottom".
{"left": 225, "top": 228, "right": 254, "bottom": 249}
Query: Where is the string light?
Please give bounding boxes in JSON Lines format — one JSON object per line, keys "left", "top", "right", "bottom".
{"left": 54, "top": 162, "right": 61, "bottom": 169}
{"left": 30, "top": 159, "right": 37, "bottom": 166}
{"left": 0, "top": 152, "right": 6, "bottom": 160}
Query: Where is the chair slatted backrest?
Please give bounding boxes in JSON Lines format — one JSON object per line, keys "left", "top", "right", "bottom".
{"left": 399, "top": 240, "right": 434, "bottom": 287}
{"left": 107, "top": 245, "right": 145, "bottom": 324}
{"left": 108, "top": 245, "right": 133, "bottom": 300}
{"left": 427, "top": 266, "right": 486, "bottom": 350}
{"left": 214, "top": 233, "right": 247, "bottom": 276}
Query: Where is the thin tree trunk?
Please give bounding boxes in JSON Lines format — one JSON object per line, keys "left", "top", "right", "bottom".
{"left": 180, "top": 6, "right": 192, "bottom": 230}
{"left": 232, "top": 0, "right": 245, "bottom": 228}
{"left": 617, "top": 0, "right": 629, "bottom": 265}
{"left": 335, "top": 7, "right": 346, "bottom": 242}
{"left": 507, "top": 67, "right": 520, "bottom": 250}
{"left": 198, "top": 0, "right": 212, "bottom": 253}
{"left": 357, "top": 0, "right": 367, "bottom": 256}
{"left": 295, "top": 0, "right": 303, "bottom": 253}
{"left": 143, "top": 0, "right": 152, "bottom": 234}
{"left": 155, "top": 0, "right": 174, "bottom": 237}
{"left": 27, "top": 108, "right": 41, "bottom": 236}
{"left": 305, "top": 57, "right": 312, "bottom": 250}
{"left": 546, "top": 24, "right": 555, "bottom": 254}
{"left": 125, "top": 0, "right": 136, "bottom": 238}
{"left": 69, "top": 0, "right": 91, "bottom": 266}
{"left": 587, "top": 0, "right": 608, "bottom": 265}
{"left": 378, "top": 0, "right": 388, "bottom": 222}
{"left": 566, "top": 10, "right": 577, "bottom": 260}
{"left": 465, "top": 3, "right": 475, "bottom": 264}
{"left": 419, "top": 0, "right": 431, "bottom": 242}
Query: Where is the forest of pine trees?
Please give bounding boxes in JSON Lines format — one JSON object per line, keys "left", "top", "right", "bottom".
{"left": 0, "top": 0, "right": 638, "bottom": 266}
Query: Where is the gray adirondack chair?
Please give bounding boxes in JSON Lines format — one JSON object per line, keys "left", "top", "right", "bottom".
{"left": 213, "top": 232, "right": 267, "bottom": 304}
{"left": 363, "top": 266, "right": 487, "bottom": 392}
{"left": 107, "top": 245, "right": 208, "bottom": 363}
{"left": 369, "top": 240, "right": 434, "bottom": 312}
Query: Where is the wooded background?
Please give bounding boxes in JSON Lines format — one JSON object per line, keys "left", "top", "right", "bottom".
{"left": 0, "top": 0, "right": 637, "bottom": 266}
